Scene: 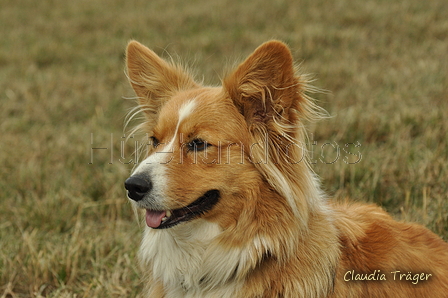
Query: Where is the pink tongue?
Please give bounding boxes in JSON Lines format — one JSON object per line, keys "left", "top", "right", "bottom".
{"left": 145, "top": 209, "right": 166, "bottom": 228}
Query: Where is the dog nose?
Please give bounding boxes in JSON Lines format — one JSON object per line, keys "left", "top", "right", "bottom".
{"left": 124, "top": 175, "right": 152, "bottom": 201}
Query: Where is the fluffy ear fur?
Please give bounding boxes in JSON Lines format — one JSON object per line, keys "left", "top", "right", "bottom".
{"left": 224, "top": 40, "right": 300, "bottom": 128}
{"left": 126, "top": 41, "right": 198, "bottom": 126}
{"left": 224, "top": 41, "right": 321, "bottom": 219}
{"left": 223, "top": 41, "right": 318, "bottom": 165}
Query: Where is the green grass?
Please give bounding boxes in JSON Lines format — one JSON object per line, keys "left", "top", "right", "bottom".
{"left": 1, "top": 0, "right": 447, "bottom": 296}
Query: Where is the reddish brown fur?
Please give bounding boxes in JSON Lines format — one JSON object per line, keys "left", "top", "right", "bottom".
{"left": 125, "top": 40, "right": 448, "bottom": 298}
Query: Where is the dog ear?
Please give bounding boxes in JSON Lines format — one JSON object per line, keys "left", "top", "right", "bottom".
{"left": 223, "top": 40, "right": 302, "bottom": 130}
{"left": 126, "top": 41, "right": 198, "bottom": 118}
{"left": 224, "top": 41, "right": 319, "bottom": 220}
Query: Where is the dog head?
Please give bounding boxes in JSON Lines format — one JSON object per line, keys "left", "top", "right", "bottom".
{"left": 124, "top": 40, "right": 319, "bottom": 230}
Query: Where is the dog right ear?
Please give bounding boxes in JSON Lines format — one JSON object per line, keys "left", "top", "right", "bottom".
{"left": 126, "top": 41, "right": 198, "bottom": 118}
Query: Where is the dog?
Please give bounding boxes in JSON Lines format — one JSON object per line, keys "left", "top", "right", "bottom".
{"left": 123, "top": 40, "right": 448, "bottom": 298}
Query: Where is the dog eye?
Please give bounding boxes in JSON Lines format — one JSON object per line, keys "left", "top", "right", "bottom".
{"left": 150, "top": 136, "right": 160, "bottom": 148}
{"left": 187, "top": 139, "right": 211, "bottom": 152}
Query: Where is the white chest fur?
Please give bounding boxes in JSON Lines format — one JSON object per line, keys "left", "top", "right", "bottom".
{"left": 139, "top": 219, "right": 242, "bottom": 298}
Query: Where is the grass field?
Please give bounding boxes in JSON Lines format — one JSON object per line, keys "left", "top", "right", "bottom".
{"left": 1, "top": 0, "right": 447, "bottom": 296}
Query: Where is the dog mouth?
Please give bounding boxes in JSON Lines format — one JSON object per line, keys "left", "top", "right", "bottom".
{"left": 145, "top": 190, "right": 220, "bottom": 229}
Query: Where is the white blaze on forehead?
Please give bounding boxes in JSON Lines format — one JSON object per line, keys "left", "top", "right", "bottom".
{"left": 132, "top": 99, "right": 197, "bottom": 175}
{"left": 178, "top": 99, "right": 197, "bottom": 126}
{"left": 165, "top": 99, "right": 197, "bottom": 151}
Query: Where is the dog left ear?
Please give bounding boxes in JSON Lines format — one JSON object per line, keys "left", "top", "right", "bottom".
{"left": 224, "top": 41, "right": 316, "bottom": 220}
{"left": 224, "top": 40, "right": 301, "bottom": 129}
